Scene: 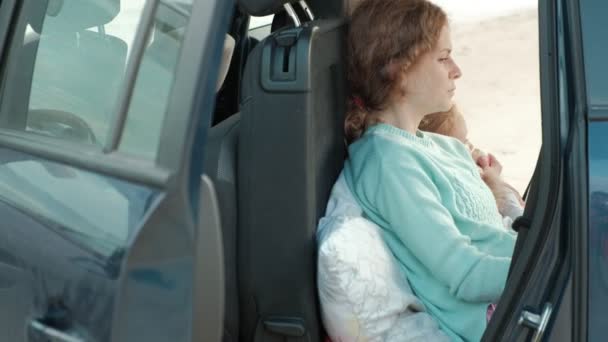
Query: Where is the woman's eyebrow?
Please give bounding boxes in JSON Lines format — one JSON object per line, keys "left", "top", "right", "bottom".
{"left": 439, "top": 48, "right": 452, "bottom": 53}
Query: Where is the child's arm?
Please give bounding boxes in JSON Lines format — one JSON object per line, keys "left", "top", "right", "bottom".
{"left": 484, "top": 175, "right": 525, "bottom": 220}
{"left": 469, "top": 144, "right": 525, "bottom": 219}
{"left": 479, "top": 154, "right": 525, "bottom": 220}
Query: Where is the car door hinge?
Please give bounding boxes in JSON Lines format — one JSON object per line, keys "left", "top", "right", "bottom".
{"left": 518, "top": 302, "right": 553, "bottom": 342}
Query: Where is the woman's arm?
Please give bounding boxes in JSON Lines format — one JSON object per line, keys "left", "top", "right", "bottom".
{"left": 362, "top": 160, "right": 516, "bottom": 303}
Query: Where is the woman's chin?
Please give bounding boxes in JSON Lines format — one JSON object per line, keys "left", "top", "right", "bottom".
{"left": 438, "top": 102, "right": 453, "bottom": 113}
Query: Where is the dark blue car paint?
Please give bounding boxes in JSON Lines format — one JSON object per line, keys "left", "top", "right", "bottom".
{"left": 0, "top": 147, "right": 160, "bottom": 341}
{"left": 0, "top": 0, "right": 234, "bottom": 340}
{"left": 588, "top": 122, "right": 608, "bottom": 339}
{"left": 580, "top": 0, "right": 608, "bottom": 339}
{"left": 587, "top": 122, "right": 608, "bottom": 340}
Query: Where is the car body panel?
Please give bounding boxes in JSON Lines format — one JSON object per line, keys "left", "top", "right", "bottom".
{"left": 0, "top": 147, "right": 160, "bottom": 341}
{"left": 0, "top": 0, "right": 233, "bottom": 340}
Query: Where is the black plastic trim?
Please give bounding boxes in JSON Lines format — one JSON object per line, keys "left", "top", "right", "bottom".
{"left": 0, "top": 0, "right": 18, "bottom": 96}
{"left": 482, "top": 0, "right": 567, "bottom": 339}
{"left": 564, "top": 0, "right": 588, "bottom": 340}
{"left": 261, "top": 27, "right": 311, "bottom": 92}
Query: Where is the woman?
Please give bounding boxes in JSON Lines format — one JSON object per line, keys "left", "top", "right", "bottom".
{"left": 343, "top": 0, "right": 516, "bottom": 340}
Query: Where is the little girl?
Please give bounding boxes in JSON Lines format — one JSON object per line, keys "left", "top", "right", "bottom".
{"left": 419, "top": 105, "right": 525, "bottom": 224}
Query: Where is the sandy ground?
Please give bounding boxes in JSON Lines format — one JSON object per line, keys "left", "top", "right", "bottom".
{"left": 450, "top": 9, "right": 542, "bottom": 193}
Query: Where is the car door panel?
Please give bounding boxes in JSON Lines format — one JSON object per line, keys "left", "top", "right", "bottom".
{"left": 579, "top": 0, "right": 608, "bottom": 340}
{"left": 0, "top": 262, "right": 31, "bottom": 342}
{"left": 587, "top": 121, "right": 608, "bottom": 340}
{"left": 0, "top": 0, "right": 235, "bottom": 339}
{"left": 0, "top": 147, "right": 161, "bottom": 341}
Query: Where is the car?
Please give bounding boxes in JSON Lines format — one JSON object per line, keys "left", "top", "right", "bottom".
{"left": 0, "top": 0, "right": 604, "bottom": 341}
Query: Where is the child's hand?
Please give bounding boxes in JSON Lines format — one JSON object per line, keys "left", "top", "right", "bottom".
{"left": 480, "top": 153, "right": 503, "bottom": 181}
{"left": 472, "top": 148, "right": 489, "bottom": 168}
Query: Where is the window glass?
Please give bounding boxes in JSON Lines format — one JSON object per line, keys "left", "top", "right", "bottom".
{"left": 0, "top": 0, "right": 193, "bottom": 160}
{"left": 0, "top": 0, "right": 193, "bottom": 255}
{"left": 248, "top": 14, "right": 273, "bottom": 41}
{"left": 119, "top": 0, "right": 193, "bottom": 158}
{"left": 0, "top": 0, "right": 134, "bottom": 145}
{"left": 580, "top": 0, "right": 608, "bottom": 109}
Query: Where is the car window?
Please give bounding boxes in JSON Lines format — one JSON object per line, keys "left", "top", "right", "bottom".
{"left": 580, "top": 0, "right": 608, "bottom": 109}
{"left": 0, "top": 0, "right": 194, "bottom": 256}
{"left": 118, "top": 1, "right": 193, "bottom": 158}
{"left": 0, "top": 0, "right": 193, "bottom": 160}
{"left": 249, "top": 14, "right": 273, "bottom": 41}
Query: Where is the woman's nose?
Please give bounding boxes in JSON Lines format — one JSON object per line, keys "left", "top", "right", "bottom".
{"left": 450, "top": 60, "right": 462, "bottom": 79}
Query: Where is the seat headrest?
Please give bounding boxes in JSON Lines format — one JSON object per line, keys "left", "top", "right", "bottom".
{"left": 216, "top": 34, "right": 235, "bottom": 92}
{"left": 238, "top": 0, "right": 293, "bottom": 16}
{"left": 31, "top": 0, "right": 120, "bottom": 33}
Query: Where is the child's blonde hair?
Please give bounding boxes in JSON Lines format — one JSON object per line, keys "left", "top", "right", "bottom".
{"left": 419, "top": 105, "right": 463, "bottom": 137}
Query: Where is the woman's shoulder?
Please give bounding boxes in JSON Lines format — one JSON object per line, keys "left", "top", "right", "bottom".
{"left": 352, "top": 125, "right": 468, "bottom": 160}
{"left": 347, "top": 128, "right": 437, "bottom": 177}
{"left": 349, "top": 127, "right": 425, "bottom": 163}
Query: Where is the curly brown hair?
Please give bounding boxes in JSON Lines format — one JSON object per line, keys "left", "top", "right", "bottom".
{"left": 345, "top": 0, "right": 448, "bottom": 143}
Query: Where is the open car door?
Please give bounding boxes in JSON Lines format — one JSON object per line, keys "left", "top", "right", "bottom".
{"left": 484, "top": 0, "right": 607, "bottom": 340}
{"left": 0, "top": 0, "right": 232, "bottom": 341}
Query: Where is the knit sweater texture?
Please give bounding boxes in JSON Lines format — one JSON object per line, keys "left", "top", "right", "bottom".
{"left": 343, "top": 123, "right": 516, "bottom": 341}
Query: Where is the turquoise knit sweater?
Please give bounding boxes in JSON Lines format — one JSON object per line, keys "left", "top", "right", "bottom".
{"left": 343, "top": 123, "right": 516, "bottom": 342}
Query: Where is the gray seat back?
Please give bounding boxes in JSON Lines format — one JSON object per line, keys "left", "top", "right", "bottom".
{"left": 237, "top": 3, "right": 347, "bottom": 340}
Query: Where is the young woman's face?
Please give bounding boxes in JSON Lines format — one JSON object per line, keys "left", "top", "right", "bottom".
{"left": 400, "top": 25, "right": 462, "bottom": 115}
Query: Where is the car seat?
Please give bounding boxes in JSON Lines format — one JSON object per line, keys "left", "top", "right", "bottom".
{"left": 236, "top": 0, "right": 347, "bottom": 340}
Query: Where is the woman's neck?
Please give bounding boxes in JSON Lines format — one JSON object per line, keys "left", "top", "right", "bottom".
{"left": 377, "top": 101, "right": 427, "bottom": 135}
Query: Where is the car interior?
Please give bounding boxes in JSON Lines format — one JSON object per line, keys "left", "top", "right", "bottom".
{"left": 207, "top": 0, "right": 549, "bottom": 341}
{"left": 0, "top": 0, "right": 548, "bottom": 340}
{"left": 203, "top": 0, "right": 376, "bottom": 341}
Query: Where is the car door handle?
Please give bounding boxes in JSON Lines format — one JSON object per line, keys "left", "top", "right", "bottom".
{"left": 518, "top": 302, "right": 553, "bottom": 342}
{"left": 28, "top": 320, "right": 84, "bottom": 342}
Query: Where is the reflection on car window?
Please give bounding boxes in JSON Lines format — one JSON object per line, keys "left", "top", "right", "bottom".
{"left": 0, "top": 148, "right": 159, "bottom": 257}
{"left": 580, "top": 0, "right": 608, "bottom": 107}
{"left": 119, "top": 1, "right": 193, "bottom": 159}
{"left": 0, "top": 0, "right": 193, "bottom": 160}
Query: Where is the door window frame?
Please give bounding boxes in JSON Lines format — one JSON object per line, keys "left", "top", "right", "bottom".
{"left": 0, "top": 0, "right": 224, "bottom": 189}
{"left": 482, "top": 0, "right": 576, "bottom": 339}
